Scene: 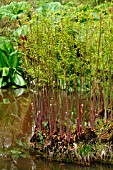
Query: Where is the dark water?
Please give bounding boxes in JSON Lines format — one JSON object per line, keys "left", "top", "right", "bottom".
{"left": 0, "top": 89, "right": 113, "bottom": 170}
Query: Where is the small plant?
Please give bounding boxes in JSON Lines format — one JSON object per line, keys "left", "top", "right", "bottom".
{"left": 0, "top": 36, "right": 26, "bottom": 88}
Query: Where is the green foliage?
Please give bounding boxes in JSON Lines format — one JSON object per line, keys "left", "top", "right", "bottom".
{"left": 0, "top": 36, "right": 26, "bottom": 88}
{"left": 35, "top": 1, "right": 62, "bottom": 14}
{"left": 78, "top": 143, "right": 93, "bottom": 156}
{"left": 0, "top": 1, "right": 30, "bottom": 21}
{"left": 22, "top": 1, "right": 113, "bottom": 92}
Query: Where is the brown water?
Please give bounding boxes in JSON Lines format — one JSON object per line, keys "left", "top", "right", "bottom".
{"left": 0, "top": 88, "right": 113, "bottom": 170}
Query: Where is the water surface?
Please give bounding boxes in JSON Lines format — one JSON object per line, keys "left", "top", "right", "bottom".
{"left": 0, "top": 89, "right": 113, "bottom": 170}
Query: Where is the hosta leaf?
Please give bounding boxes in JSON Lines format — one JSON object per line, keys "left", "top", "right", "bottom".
{"left": 0, "top": 40, "right": 14, "bottom": 54}
{"left": 0, "top": 78, "right": 7, "bottom": 88}
{"left": 5, "top": 41, "right": 14, "bottom": 54}
{"left": 10, "top": 50, "right": 20, "bottom": 68}
{"left": 1, "top": 81, "right": 7, "bottom": 87}
{"left": 1, "top": 43, "right": 10, "bottom": 56}
{"left": 8, "top": 78, "right": 11, "bottom": 83}
{"left": 1, "top": 50, "right": 10, "bottom": 67}
{"left": 2, "top": 67, "right": 9, "bottom": 76}
{"left": 13, "top": 73, "right": 26, "bottom": 86}
{"left": 0, "top": 78, "right": 3, "bottom": 88}
{"left": 0, "top": 50, "right": 4, "bottom": 68}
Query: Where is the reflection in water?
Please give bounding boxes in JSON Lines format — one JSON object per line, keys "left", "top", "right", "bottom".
{"left": 0, "top": 88, "right": 33, "bottom": 169}
{"left": 0, "top": 157, "right": 113, "bottom": 170}
{"left": 0, "top": 88, "right": 32, "bottom": 149}
{"left": 0, "top": 89, "right": 113, "bottom": 170}
{"left": 33, "top": 159, "right": 113, "bottom": 170}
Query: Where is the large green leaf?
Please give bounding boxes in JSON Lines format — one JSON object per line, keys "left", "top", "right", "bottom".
{"left": 0, "top": 37, "right": 27, "bottom": 88}
{"left": 13, "top": 73, "right": 26, "bottom": 86}
{"left": 1, "top": 50, "right": 10, "bottom": 67}
{"left": 0, "top": 49, "right": 4, "bottom": 68}
{"left": 0, "top": 78, "right": 3, "bottom": 88}
{"left": 2, "top": 67, "right": 9, "bottom": 76}
{"left": 2, "top": 81, "right": 7, "bottom": 87}
{"left": 10, "top": 50, "right": 20, "bottom": 68}
{"left": 2, "top": 41, "right": 14, "bottom": 55}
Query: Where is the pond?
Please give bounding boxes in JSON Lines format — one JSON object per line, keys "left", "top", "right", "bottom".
{"left": 0, "top": 88, "right": 113, "bottom": 170}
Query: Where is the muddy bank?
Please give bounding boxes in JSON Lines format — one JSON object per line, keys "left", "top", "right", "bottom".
{"left": 30, "top": 119, "right": 113, "bottom": 166}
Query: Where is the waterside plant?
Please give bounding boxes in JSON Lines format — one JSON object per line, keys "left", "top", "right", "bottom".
{"left": 1, "top": 0, "right": 113, "bottom": 165}
{"left": 24, "top": 1, "right": 113, "bottom": 165}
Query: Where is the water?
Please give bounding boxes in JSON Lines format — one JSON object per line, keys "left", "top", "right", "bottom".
{"left": 0, "top": 88, "right": 113, "bottom": 170}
